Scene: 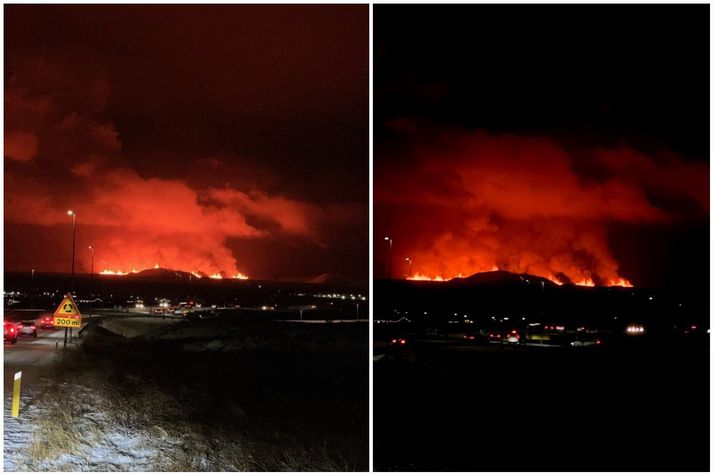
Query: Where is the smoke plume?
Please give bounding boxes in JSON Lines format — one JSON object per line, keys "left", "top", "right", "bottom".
{"left": 375, "top": 124, "right": 708, "bottom": 286}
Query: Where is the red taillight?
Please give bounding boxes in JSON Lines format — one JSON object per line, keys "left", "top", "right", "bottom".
{"left": 10, "top": 328, "right": 15, "bottom": 333}
{"left": 469, "top": 336, "right": 475, "bottom": 340}
{"left": 399, "top": 339, "right": 406, "bottom": 345}
{"left": 595, "top": 339, "right": 601, "bottom": 345}
{"left": 391, "top": 339, "right": 397, "bottom": 343}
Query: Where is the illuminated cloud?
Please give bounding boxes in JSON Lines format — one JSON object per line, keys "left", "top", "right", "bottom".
{"left": 376, "top": 126, "right": 708, "bottom": 285}
{"left": 5, "top": 130, "right": 39, "bottom": 161}
{"left": 5, "top": 52, "right": 363, "bottom": 278}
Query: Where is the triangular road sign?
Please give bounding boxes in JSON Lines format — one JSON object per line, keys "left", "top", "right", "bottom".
{"left": 54, "top": 293, "right": 81, "bottom": 318}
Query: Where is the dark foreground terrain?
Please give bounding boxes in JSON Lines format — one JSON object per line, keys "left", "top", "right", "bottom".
{"left": 6, "top": 315, "right": 368, "bottom": 471}
{"left": 374, "top": 342, "right": 709, "bottom": 471}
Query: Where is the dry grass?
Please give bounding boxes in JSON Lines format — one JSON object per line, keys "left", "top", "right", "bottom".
{"left": 25, "top": 406, "right": 83, "bottom": 462}
{"left": 22, "top": 320, "right": 368, "bottom": 471}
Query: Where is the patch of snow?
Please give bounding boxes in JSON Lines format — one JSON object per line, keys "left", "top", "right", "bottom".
{"left": 4, "top": 393, "right": 41, "bottom": 471}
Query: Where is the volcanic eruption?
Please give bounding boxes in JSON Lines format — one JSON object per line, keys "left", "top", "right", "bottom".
{"left": 375, "top": 126, "right": 708, "bottom": 287}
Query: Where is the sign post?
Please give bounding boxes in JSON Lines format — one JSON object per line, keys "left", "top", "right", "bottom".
{"left": 53, "top": 293, "right": 82, "bottom": 349}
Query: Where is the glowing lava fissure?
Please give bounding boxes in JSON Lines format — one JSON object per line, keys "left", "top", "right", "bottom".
{"left": 99, "top": 265, "right": 249, "bottom": 280}
{"left": 405, "top": 269, "right": 632, "bottom": 287}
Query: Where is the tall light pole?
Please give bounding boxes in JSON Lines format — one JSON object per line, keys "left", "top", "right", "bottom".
{"left": 66, "top": 210, "right": 76, "bottom": 348}
{"left": 67, "top": 210, "right": 76, "bottom": 292}
{"left": 384, "top": 236, "right": 393, "bottom": 280}
{"left": 31, "top": 268, "right": 35, "bottom": 309}
{"left": 405, "top": 257, "right": 413, "bottom": 278}
{"left": 88, "top": 246, "right": 94, "bottom": 319}
{"left": 88, "top": 246, "right": 94, "bottom": 282}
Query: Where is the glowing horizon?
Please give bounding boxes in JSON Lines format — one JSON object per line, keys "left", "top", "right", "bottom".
{"left": 98, "top": 265, "right": 249, "bottom": 280}
{"left": 405, "top": 269, "right": 632, "bottom": 287}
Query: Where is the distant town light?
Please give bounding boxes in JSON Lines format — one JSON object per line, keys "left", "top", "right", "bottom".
{"left": 626, "top": 324, "right": 645, "bottom": 335}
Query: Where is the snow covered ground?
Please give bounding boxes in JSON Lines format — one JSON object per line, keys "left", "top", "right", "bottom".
{"left": 4, "top": 382, "right": 183, "bottom": 471}
{"left": 5, "top": 315, "right": 367, "bottom": 471}
{"left": 4, "top": 390, "right": 40, "bottom": 471}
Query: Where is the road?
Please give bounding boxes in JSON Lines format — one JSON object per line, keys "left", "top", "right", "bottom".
{"left": 4, "top": 313, "right": 86, "bottom": 406}
{"left": 4, "top": 326, "right": 70, "bottom": 369}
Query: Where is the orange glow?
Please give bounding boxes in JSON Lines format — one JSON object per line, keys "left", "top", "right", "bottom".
{"left": 607, "top": 277, "right": 633, "bottom": 287}
{"left": 98, "top": 266, "right": 249, "bottom": 280}
{"left": 575, "top": 278, "right": 596, "bottom": 287}
{"left": 374, "top": 130, "right": 664, "bottom": 290}
{"left": 405, "top": 269, "right": 631, "bottom": 287}
{"left": 100, "top": 269, "right": 128, "bottom": 275}
{"left": 407, "top": 273, "right": 446, "bottom": 281}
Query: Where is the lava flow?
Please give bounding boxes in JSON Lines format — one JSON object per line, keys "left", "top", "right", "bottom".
{"left": 405, "top": 270, "right": 632, "bottom": 287}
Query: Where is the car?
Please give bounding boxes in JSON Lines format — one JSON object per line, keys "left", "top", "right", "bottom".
{"left": 569, "top": 337, "right": 602, "bottom": 347}
{"left": 18, "top": 321, "right": 38, "bottom": 338}
{"left": 488, "top": 332, "right": 503, "bottom": 343}
{"left": 39, "top": 316, "right": 55, "bottom": 329}
{"left": 462, "top": 332, "right": 487, "bottom": 344}
{"left": 504, "top": 330, "right": 521, "bottom": 344}
{"left": 4, "top": 322, "right": 18, "bottom": 344}
{"left": 389, "top": 337, "right": 410, "bottom": 347}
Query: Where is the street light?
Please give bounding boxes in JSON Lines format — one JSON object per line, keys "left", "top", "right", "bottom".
{"left": 67, "top": 210, "right": 76, "bottom": 292}
{"left": 88, "top": 246, "right": 94, "bottom": 319}
{"left": 31, "top": 268, "right": 35, "bottom": 309}
{"left": 88, "top": 246, "right": 94, "bottom": 279}
{"left": 405, "top": 257, "right": 413, "bottom": 278}
{"left": 66, "top": 210, "right": 76, "bottom": 348}
{"left": 384, "top": 236, "right": 393, "bottom": 280}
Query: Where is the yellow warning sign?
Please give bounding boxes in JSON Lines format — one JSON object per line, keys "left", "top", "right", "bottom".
{"left": 54, "top": 293, "right": 82, "bottom": 318}
{"left": 53, "top": 316, "right": 81, "bottom": 328}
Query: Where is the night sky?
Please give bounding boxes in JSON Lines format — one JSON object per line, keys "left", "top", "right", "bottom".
{"left": 5, "top": 5, "right": 368, "bottom": 281}
{"left": 375, "top": 5, "right": 709, "bottom": 289}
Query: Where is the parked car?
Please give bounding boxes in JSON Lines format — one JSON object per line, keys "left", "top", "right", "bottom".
{"left": 18, "top": 321, "right": 38, "bottom": 338}
{"left": 4, "top": 322, "right": 18, "bottom": 344}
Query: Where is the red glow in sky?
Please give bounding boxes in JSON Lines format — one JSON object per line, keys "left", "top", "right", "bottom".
{"left": 376, "top": 126, "right": 708, "bottom": 287}
{"left": 4, "top": 5, "right": 368, "bottom": 280}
